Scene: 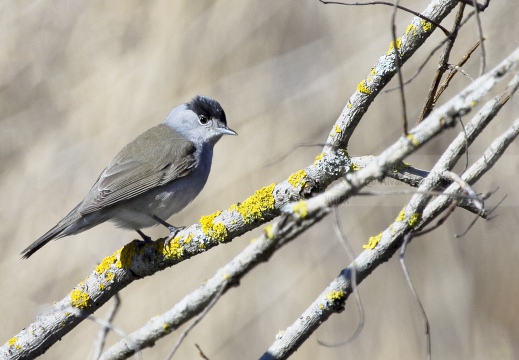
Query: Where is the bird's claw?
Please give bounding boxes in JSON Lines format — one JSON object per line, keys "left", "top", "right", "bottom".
{"left": 164, "top": 226, "right": 186, "bottom": 248}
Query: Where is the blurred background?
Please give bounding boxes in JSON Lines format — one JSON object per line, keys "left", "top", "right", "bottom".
{"left": 1, "top": 1, "right": 519, "bottom": 359}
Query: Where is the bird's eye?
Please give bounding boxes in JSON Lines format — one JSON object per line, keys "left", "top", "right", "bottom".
{"left": 198, "top": 115, "right": 210, "bottom": 125}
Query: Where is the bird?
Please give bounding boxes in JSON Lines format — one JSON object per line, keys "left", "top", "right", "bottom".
{"left": 21, "top": 95, "right": 236, "bottom": 258}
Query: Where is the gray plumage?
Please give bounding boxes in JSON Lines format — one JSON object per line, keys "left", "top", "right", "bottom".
{"left": 21, "top": 95, "right": 236, "bottom": 258}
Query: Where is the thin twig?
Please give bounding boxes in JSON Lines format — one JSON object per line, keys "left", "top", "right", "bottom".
{"left": 433, "top": 41, "right": 481, "bottom": 103}
{"left": 383, "top": 12, "right": 478, "bottom": 94}
{"left": 265, "top": 143, "right": 325, "bottom": 168}
{"left": 399, "top": 233, "right": 431, "bottom": 360}
{"left": 318, "top": 0, "right": 451, "bottom": 36}
{"left": 472, "top": 0, "right": 486, "bottom": 75}
{"left": 317, "top": 208, "right": 365, "bottom": 347}
{"left": 166, "top": 282, "right": 228, "bottom": 360}
{"left": 92, "top": 295, "right": 122, "bottom": 360}
{"left": 458, "top": 0, "right": 490, "bottom": 12}
{"left": 418, "top": 3, "right": 465, "bottom": 123}
{"left": 194, "top": 344, "right": 210, "bottom": 360}
{"left": 390, "top": 0, "right": 409, "bottom": 134}
{"left": 87, "top": 311, "right": 143, "bottom": 360}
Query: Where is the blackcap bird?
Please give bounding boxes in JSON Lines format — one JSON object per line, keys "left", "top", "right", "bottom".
{"left": 21, "top": 95, "right": 236, "bottom": 258}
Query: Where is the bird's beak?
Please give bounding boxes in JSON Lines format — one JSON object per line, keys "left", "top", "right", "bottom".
{"left": 217, "top": 126, "right": 237, "bottom": 136}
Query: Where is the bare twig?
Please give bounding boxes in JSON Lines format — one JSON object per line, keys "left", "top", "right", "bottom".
{"left": 194, "top": 344, "right": 210, "bottom": 360}
{"left": 384, "top": 12, "right": 479, "bottom": 94}
{"left": 166, "top": 283, "right": 228, "bottom": 360}
{"left": 472, "top": 0, "right": 486, "bottom": 75}
{"left": 317, "top": 208, "right": 364, "bottom": 347}
{"left": 92, "top": 295, "right": 122, "bottom": 360}
{"left": 418, "top": 3, "right": 465, "bottom": 122}
{"left": 400, "top": 233, "right": 432, "bottom": 360}
{"left": 390, "top": 0, "right": 409, "bottom": 134}
{"left": 458, "top": 0, "right": 490, "bottom": 12}
{"left": 434, "top": 40, "right": 481, "bottom": 102}
{"left": 265, "top": 143, "right": 325, "bottom": 168}
{"left": 318, "top": 0, "right": 451, "bottom": 35}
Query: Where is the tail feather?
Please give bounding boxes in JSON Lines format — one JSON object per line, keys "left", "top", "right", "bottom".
{"left": 20, "top": 223, "right": 69, "bottom": 259}
{"left": 21, "top": 204, "right": 84, "bottom": 259}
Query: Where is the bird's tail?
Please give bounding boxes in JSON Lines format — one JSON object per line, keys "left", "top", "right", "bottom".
{"left": 20, "top": 223, "right": 69, "bottom": 259}
{"left": 21, "top": 205, "right": 83, "bottom": 259}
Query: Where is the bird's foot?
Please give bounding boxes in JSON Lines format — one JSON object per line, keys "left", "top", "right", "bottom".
{"left": 150, "top": 215, "right": 187, "bottom": 247}
{"left": 164, "top": 226, "right": 186, "bottom": 248}
{"left": 136, "top": 229, "right": 153, "bottom": 243}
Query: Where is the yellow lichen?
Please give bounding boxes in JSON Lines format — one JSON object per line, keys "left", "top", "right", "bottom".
{"left": 70, "top": 289, "right": 91, "bottom": 309}
{"left": 421, "top": 19, "right": 433, "bottom": 32}
{"left": 350, "top": 162, "right": 361, "bottom": 172}
{"left": 8, "top": 337, "right": 21, "bottom": 350}
{"left": 347, "top": 101, "right": 353, "bottom": 109}
{"left": 408, "top": 213, "right": 421, "bottom": 227}
{"left": 199, "top": 211, "right": 229, "bottom": 243}
{"left": 95, "top": 254, "right": 117, "bottom": 275}
{"left": 163, "top": 236, "right": 184, "bottom": 259}
{"left": 116, "top": 242, "right": 137, "bottom": 269}
{"left": 163, "top": 323, "right": 171, "bottom": 333}
{"left": 363, "top": 233, "right": 382, "bottom": 250}
{"left": 212, "top": 222, "right": 229, "bottom": 242}
{"left": 314, "top": 152, "right": 325, "bottom": 165}
{"left": 406, "top": 133, "right": 420, "bottom": 146}
{"left": 387, "top": 38, "right": 402, "bottom": 55}
{"left": 230, "top": 184, "right": 276, "bottom": 224}
{"left": 200, "top": 211, "right": 221, "bottom": 233}
{"left": 99, "top": 283, "right": 105, "bottom": 290}
{"left": 183, "top": 233, "right": 194, "bottom": 244}
{"left": 325, "top": 290, "right": 345, "bottom": 301}
{"left": 292, "top": 201, "right": 308, "bottom": 219}
{"left": 105, "top": 271, "right": 115, "bottom": 282}
{"left": 395, "top": 209, "right": 406, "bottom": 222}
{"left": 357, "top": 80, "right": 371, "bottom": 94}
{"left": 395, "top": 209, "right": 420, "bottom": 228}
{"left": 406, "top": 24, "right": 418, "bottom": 36}
{"left": 264, "top": 225, "right": 275, "bottom": 239}
{"left": 337, "top": 148, "right": 349, "bottom": 158}
{"left": 288, "top": 169, "right": 307, "bottom": 189}
{"left": 392, "top": 161, "right": 411, "bottom": 173}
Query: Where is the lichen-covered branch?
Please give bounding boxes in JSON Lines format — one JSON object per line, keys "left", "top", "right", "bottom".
{"left": 260, "top": 115, "right": 519, "bottom": 360}
{"left": 2, "top": 1, "right": 514, "bottom": 359}
{"left": 323, "top": 0, "right": 460, "bottom": 151}
{"left": 262, "top": 44, "right": 519, "bottom": 360}
{"left": 257, "top": 46, "right": 519, "bottom": 359}
{"left": 99, "top": 45, "right": 519, "bottom": 359}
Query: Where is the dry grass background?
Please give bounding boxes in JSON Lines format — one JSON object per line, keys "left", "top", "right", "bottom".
{"left": 1, "top": 1, "right": 519, "bottom": 359}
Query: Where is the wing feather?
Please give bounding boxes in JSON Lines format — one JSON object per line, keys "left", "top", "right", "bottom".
{"left": 78, "top": 124, "right": 197, "bottom": 215}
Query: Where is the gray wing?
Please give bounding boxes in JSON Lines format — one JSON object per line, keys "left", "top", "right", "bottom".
{"left": 78, "top": 124, "right": 197, "bottom": 215}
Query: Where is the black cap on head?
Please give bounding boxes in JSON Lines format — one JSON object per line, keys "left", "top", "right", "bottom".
{"left": 186, "top": 95, "right": 227, "bottom": 125}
